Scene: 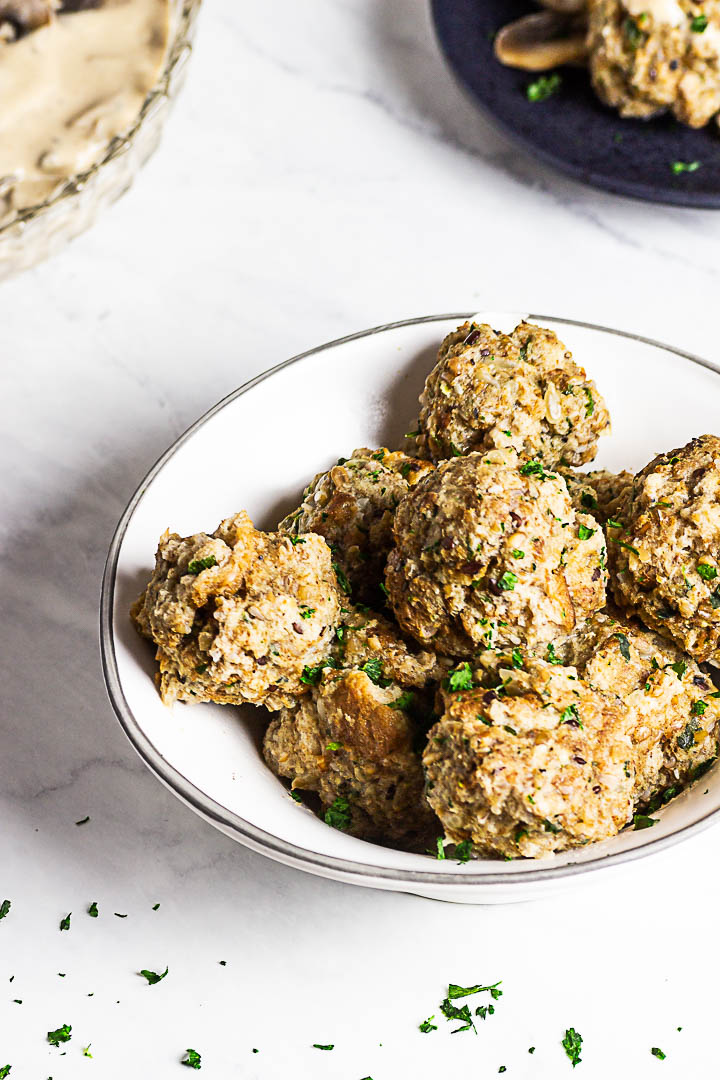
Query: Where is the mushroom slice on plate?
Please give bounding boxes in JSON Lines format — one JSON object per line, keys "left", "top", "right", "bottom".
{"left": 494, "top": 10, "right": 588, "bottom": 71}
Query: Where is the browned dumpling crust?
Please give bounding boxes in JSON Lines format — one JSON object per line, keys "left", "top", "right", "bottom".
{"left": 588, "top": 0, "right": 720, "bottom": 127}
{"left": 278, "top": 447, "right": 434, "bottom": 604}
{"left": 263, "top": 606, "right": 444, "bottom": 848}
{"left": 385, "top": 450, "right": 607, "bottom": 658}
{"left": 560, "top": 610, "right": 720, "bottom": 804}
{"left": 423, "top": 653, "right": 635, "bottom": 859}
{"left": 415, "top": 321, "right": 610, "bottom": 467}
{"left": 131, "top": 511, "right": 341, "bottom": 711}
{"left": 607, "top": 435, "right": 720, "bottom": 663}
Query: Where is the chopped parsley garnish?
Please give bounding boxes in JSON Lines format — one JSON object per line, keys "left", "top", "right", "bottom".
{"left": 606, "top": 519, "right": 624, "bottom": 529}
{"left": 290, "top": 790, "right": 303, "bottom": 803}
{"left": 651, "top": 1047, "right": 666, "bottom": 1060}
{"left": 325, "top": 741, "right": 342, "bottom": 752}
{"left": 47, "top": 1024, "right": 72, "bottom": 1047}
{"left": 448, "top": 981, "right": 502, "bottom": 999}
{"left": 511, "top": 548, "right": 525, "bottom": 560}
{"left": 498, "top": 571, "right": 518, "bottom": 592}
{"left": 633, "top": 813, "right": 657, "bottom": 830}
{"left": 560, "top": 704, "right": 582, "bottom": 728}
{"left": 677, "top": 720, "right": 699, "bottom": 750}
{"left": 289, "top": 536, "right": 306, "bottom": 545}
{"left": 546, "top": 643, "right": 563, "bottom": 665}
{"left": 511, "top": 648, "right": 524, "bottom": 669}
{"left": 580, "top": 492, "right": 597, "bottom": 510}
{"left": 114, "top": 912, "right": 128, "bottom": 918}
{"left": 332, "top": 562, "right": 352, "bottom": 595}
{"left": 698, "top": 562, "right": 718, "bottom": 582}
{"left": 562, "top": 1027, "right": 583, "bottom": 1067}
{"left": 313, "top": 1044, "right": 334, "bottom": 1051}
{"left": 543, "top": 818, "right": 562, "bottom": 834}
{"left": 75, "top": 816, "right": 90, "bottom": 826}
{"left": 584, "top": 388, "right": 594, "bottom": 417}
{"left": 692, "top": 700, "right": 708, "bottom": 717}
{"left": 324, "top": 797, "right": 351, "bottom": 831}
{"left": 520, "top": 460, "right": 555, "bottom": 480}
{"left": 152, "top": 903, "right": 160, "bottom": 911}
{"left": 88, "top": 902, "right": 98, "bottom": 918}
{"left": 447, "top": 663, "right": 474, "bottom": 692}
{"left": 671, "top": 160, "right": 701, "bottom": 174}
{"left": 615, "top": 632, "right": 631, "bottom": 662}
{"left": 526, "top": 72, "right": 562, "bottom": 102}
{"left": 361, "top": 657, "right": 391, "bottom": 687}
{"left": 181, "top": 1048, "right": 202, "bottom": 1069}
{"left": 578, "top": 524, "right": 595, "bottom": 541}
{"left": 83, "top": 1045, "right": 93, "bottom": 1058}
{"left": 187, "top": 555, "right": 217, "bottom": 575}
{"left": 389, "top": 691, "right": 415, "bottom": 711}
{"left": 440, "top": 998, "right": 475, "bottom": 1034}
{"left": 419, "top": 1016, "right": 438, "bottom": 1033}
{"left": 0, "top": 900, "right": 10, "bottom": 921}
{"left": 299, "top": 606, "right": 315, "bottom": 619}
{"left": 139, "top": 965, "right": 168, "bottom": 985}
{"left": 454, "top": 839, "right": 473, "bottom": 863}
{"left": 59, "top": 913, "right": 71, "bottom": 931}
{"left": 300, "top": 663, "right": 326, "bottom": 686}
{"left": 624, "top": 15, "right": 645, "bottom": 47}
{"left": 436, "top": 837, "right": 446, "bottom": 860}
{"left": 0, "top": 1066, "right": 10, "bottom": 1078}
{"left": 669, "top": 660, "right": 686, "bottom": 680}
{"left": 610, "top": 538, "right": 640, "bottom": 556}
{"left": 691, "top": 13, "right": 708, "bottom": 30}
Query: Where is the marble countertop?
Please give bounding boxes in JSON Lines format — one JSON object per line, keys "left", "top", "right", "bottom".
{"left": 3, "top": 2, "right": 720, "bottom": 1077}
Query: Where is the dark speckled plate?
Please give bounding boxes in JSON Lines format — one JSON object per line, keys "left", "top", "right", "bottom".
{"left": 431, "top": 0, "right": 720, "bottom": 206}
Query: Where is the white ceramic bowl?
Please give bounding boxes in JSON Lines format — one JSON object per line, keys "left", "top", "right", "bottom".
{"left": 101, "top": 312, "right": 720, "bottom": 903}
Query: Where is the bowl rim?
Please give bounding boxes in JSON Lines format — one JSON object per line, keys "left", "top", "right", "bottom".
{"left": 101, "top": 311, "right": 720, "bottom": 890}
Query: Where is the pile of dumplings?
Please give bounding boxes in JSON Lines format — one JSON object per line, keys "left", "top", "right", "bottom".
{"left": 132, "top": 320, "right": 720, "bottom": 860}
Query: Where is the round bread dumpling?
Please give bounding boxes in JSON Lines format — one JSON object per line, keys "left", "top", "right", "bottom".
{"left": 278, "top": 447, "right": 434, "bottom": 603}
{"left": 561, "top": 468, "right": 634, "bottom": 524}
{"left": 588, "top": 0, "right": 720, "bottom": 128}
{"left": 423, "top": 653, "right": 635, "bottom": 859}
{"left": 131, "top": 511, "right": 341, "bottom": 711}
{"left": 263, "top": 606, "right": 444, "bottom": 847}
{"left": 560, "top": 610, "right": 720, "bottom": 806}
{"left": 415, "top": 320, "right": 610, "bottom": 467}
{"left": 385, "top": 450, "right": 607, "bottom": 657}
{"left": 607, "top": 435, "right": 720, "bottom": 663}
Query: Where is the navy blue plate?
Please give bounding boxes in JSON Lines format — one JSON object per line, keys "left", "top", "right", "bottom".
{"left": 431, "top": 0, "right": 720, "bottom": 206}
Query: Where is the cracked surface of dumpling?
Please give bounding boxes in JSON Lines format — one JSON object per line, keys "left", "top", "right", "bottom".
{"left": 131, "top": 510, "right": 341, "bottom": 711}
{"left": 607, "top": 435, "right": 720, "bottom": 663}
{"left": 561, "top": 467, "right": 634, "bottom": 523}
{"left": 278, "top": 447, "right": 434, "bottom": 603}
{"left": 588, "top": 0, "right": 720, "bottom": 128}
{"left": 423, "top": 653, "right": 635, "bottom": 858}
{"left": 385, "top": 450, "right": 607, "bottom": 657}
{"left": 415, "top": 320, "right": 610, "bottom": 467}
{"left": 560, "top": 610, "right": 720, "bottom": 805}
{"left": 263, "top": 606, "right": 443, "bottom": 847}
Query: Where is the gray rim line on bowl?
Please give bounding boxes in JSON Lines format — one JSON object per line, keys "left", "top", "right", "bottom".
{"left": 0, "top": 0, "right": 202, "bottom": 237}
{"left": 100, "top": 312, "right": 720, "bottom": 889}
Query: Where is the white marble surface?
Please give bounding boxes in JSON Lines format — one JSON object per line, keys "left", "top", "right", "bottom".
{"left": 3, "top": 1, "right": 720, "bottom": 1076}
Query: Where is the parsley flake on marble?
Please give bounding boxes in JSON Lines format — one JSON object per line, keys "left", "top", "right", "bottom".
{"left": 181, "top": 1048, "right": 202, "bottom": 1069}
{"left": 47, "top": 1024, "right": 72, "bottom": 1047}
{"left": 139, "top": 966, "right": 168, "bottom": 985}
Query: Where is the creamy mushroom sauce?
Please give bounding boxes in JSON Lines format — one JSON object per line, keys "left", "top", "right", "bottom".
{"left": 0, "top": 0, "right": 170, "bottom": 226}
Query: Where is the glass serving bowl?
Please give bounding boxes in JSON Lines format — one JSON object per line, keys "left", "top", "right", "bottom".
{"left": 0, "top": 0, "right": 202, "bottom": 282}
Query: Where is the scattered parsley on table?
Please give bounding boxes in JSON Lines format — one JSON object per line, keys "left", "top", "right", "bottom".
{"left": 0, "top": 900, "right": 10, "bottom": 921}
{"left": 562, "top": 1027, "right": 582, "bottom": 1067}
{"left": 87, "top": 902, "right": 98, "bottom": 918}
{"left": 139, "top": 966, "right": 168, "bottom": 985}
{"left": 181, "top": 1048, "right": 202, "bottom": 1069}
{"left": 47, "top": 1024, "right": 72, "bottom": 1047}
{"left": 59, "top": 913, "right": 71, "bottom": 931}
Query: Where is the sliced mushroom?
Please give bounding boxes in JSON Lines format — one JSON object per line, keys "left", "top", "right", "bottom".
{"left": 494, "top": 11, "right": 588, "bottom": 72}
{"left": 0, "top": 0, "right": 56, "bottom": 37}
